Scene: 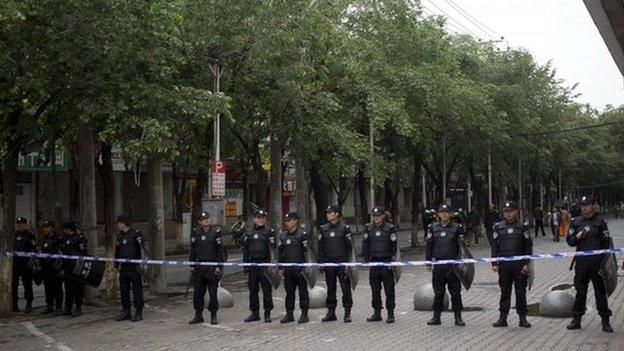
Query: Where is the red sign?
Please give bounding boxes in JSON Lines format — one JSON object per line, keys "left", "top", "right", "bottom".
{"left": 212, "top": 161, "right": 226, "bottom": 173}
{"left": 211, "top": 160, "right": 226, "bottom": 197}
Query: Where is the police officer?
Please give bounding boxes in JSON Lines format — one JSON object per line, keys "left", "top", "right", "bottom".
{"left": 491, "top": 201, "right": 533, "bottom": 328}
{"left": 60, "top": 221, "right": 88, "bottom": 317}
{"left": 362, "top": 206, "right": 397, "bottom": 324}
{"left": 12, "top": 217, "right": 37, "bottom": 313}
{"left": 566, "top": 195, "right": 613, "bottom": 333}
{"left": 318, "top": 205, "right": 354, "bottom": 323}
{"left": 277, "top": 212, "right": 310, "bottom": 324}
{"left": 242, "top": 209, "right": 275, "bottom": 323}
{"left": 115, "top": 215, "right": 148, "bottom": 322}
{"left": 40, "top": 220, "right": 64, "bottom": 315}
{"left": 426, "top": 204, "right": 465, "bottom": 326}
{"left": 189, "top": 212, "right": 225, "bottom": 325}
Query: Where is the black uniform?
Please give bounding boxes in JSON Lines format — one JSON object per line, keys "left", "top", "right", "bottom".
{"left": 317, "top": 221, "right": 353, "bottom": 310}
{"left": 492, "top": 220, "right": 532, "bottom": 316}
{"left": 189, "top": 225, "right": 225, "bottom": 315}
{"left": 41, "top": 233, "right": 64, "bottom": 311}
{"left": 425, "top": 221, "right": 464, "bottom": 314}
{"left": 12, "top": 230, "right": 37, "bottom": 311}
{"left": 533, "top": 208, "right": 546, "bottom": 237}
{"left": 566, "top": 215, "right": 612, "bottom": 318}
{"left": 243, "top": 225, "right": 276, "bottom": 312}
{"left": 362, "top": 221, "right": 397, "bottom": 314}
{"left": 277, "top": 228, "right": 310, "bottom": 314}
{"left": 60, "top": 232, "right": 88, "bottom": 313}
{"left": 115, "top": 228, "right": 146, "bottom": 313}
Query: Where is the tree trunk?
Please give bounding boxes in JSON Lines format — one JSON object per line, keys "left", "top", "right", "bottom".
{"left": 78, "top": 127, "right": 99, "bottom": 304}
{"left": 241, "top": 159, "right": 250, "bottom": 219}
{"left": 99, "top": 143, "right": 118, "bottom": 300}
{"left": 269, "top": 134, "right": 282, "bottom": 229}
{"left": 192, "top": 169, "right": 207, "bottom": 225}
{"left": 295, "top": 157, "right": 310, "bottom": 231}
{"left": 123, "top": 167, "right": 139, "bottom": 220}
{"left": 147, "top": 157, "right": 167, "bottom": 294}
{"left": 310, "top": 160, "right": 328, "bottom": 228}
{"left": 0, "top": 134, "right": 19, "bottom": 316}
{"left": 410, "top": 155, "right": 422, "bottom": 248}
{"left": 356, "top": 169, "right": 368, "bottom": 227}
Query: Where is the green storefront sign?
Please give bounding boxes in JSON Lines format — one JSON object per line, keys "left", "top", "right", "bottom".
{"left": 18, "top": 151, "right": 69, "bottom": 172}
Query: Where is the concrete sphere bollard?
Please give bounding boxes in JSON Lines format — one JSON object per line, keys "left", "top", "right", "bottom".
{"left": 413, "top": 283, "right": 449, "bottom": 311}
{"left": 308, "top": 286, "right": 328, "bottom": 309}
{"left": 539, "top": 290, "right": 575, "bottom": 318}
{"left": 217, "top": 287, "right": 234, "bottom": 308}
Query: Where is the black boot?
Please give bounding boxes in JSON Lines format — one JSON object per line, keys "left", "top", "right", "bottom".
{"left": 72, "top": 306, "right": 82, "bottom": 317}
{"left": 567, "top": 316, "right": 582, "bottom": 330}
{"left": 12, "top": 304, "right": 20, "bottom": 313}
{"left": 367, "top": 309, "right": 382, "bottom": 322}
{"left": 210, "top": 311, "right": 218, "bottom": 325}
{"left": 264, "top": 310, "right": 272, "bottom": 323}
{"left": 62, "top": 306, "right": 73, "bottom": 316}
{"left": 386, "top": 310, "right": 395, "bottom": 324}
{"left": 24, "top": 301, "right": 33, "bottom": 313}
{"left": 427, "top": 312, "right": 441, "bottom": 325}
{"left": 454, "top": 311, "right": 465, "bottom": 327}
{"left": 518, "top": 315, "right": 532, "bottom": 328}
{"left": 493, "top": 312, "right": 508, "bottom": 328}
{"left": 601, "top": 316, "right": 614, "bottom": 333}
{"left": 116, "top": 310, "right": 131, "bottom": 321}
{"left": 41, "top": 305, "right": 55, "bottom": 315}
{"left": 322, "top": 308, "right": 337, "bottom": 322}
{"left": 54, "top": 307, "right": 64, "bottom": 316}
{"left": 343, "top": 307, "right": 352, "bottom": 323}
{"left": 189, "top": 312, "right": 204, "bottom": 324}
{"left": 245, "top": 310, "right": 260, "bottom": 322}
{"left": 131, "top": 309, "right": 143, "bottom": 322}
{"left": 280, "top": 311, "right": 295, "bottom": 324}
{"left": 298, "top": 309, "right": 309, "bottom": 324}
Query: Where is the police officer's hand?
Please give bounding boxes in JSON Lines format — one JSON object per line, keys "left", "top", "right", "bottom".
{"left": 426, "top": 265, "right": 433, "bottom": 272}
{"left": 521, "top": 265, "right": 529, "bottom": 275}
{"left": 492, "top": 265, "right": 499, "bottom": 273}
{"left": 278, "top": 269, "right": 284, "bottom": 279}
{"left": 243, "top": 267, "right": 250, "bottom": 274}
{"left": 214, "top": 267, "right": 221, "bottom": 276}
{"left": 190, "top": 267, "right": 195, "bottom": 273}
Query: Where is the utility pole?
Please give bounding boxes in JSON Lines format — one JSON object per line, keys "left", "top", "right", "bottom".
{"left": 442, "top": 135, "right": 447, "bottom": 202}
{"left": 421, "top": 169, "right": 427, "bottom": 210}
{"left": 518, "top": 158, "right": 523, "bottom": 222}
{"left": 488, "top": 152, "right": 493, "bottom": 206}
{"left": 369, "top": 118, "right": 374, "bottom": 220}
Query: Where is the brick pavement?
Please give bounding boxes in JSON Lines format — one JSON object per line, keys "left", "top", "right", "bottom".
{"left": 2, "top": 219, "right": 623, "bottom": 351}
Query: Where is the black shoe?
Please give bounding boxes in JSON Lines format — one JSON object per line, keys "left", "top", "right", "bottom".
{"left": 298, "top": 310, "right": 309, "bottom": 324}
{"left": 24, "top": 302, "right": 33, "bottom": 314}
{"left": 519, "top": 315, "right": 532, "bottom": 328}
{"left": 264, "top": 311, "right": 272, "bottom": 323}
{"left": 280, "top": 313, "right": 295, "bottom": 324}
{"left": 72, "top": 307, "right": 82, "bottom": 317}
{"left": 454, "top": 312, "right": 465, "bottom": 327}
{"left": 602, "top": 316, "right": 613, "bottom": 333}
{"left": 54, "top": 308, "right": 64, "bottom": 316}
{"left": 189, "top": 314, "right": 204, "bottom": 324}
{"left": 62, "top": 308, "right": 73, "bottom": 316}
{"left": 427, "top": 313, "right": 441, "bottom": 326}
{"left": 245, "top": 311, "right": 260, "bottom": 323}
{"left": 567, "top": 316, "right": 582, "bottom": 330}
{"left": 210, "top": 312, "right": 218, "bottom": 325}
{"left": 367, "top": 310, "right": 382, "bottom": 322}
{"left": 12, "top": 305, "right": 20, "bottom": 313}
{"left": 131, "top": 310, "right": 143, "bottom": 322}
{"left": 493, "top": 313, "right": 508, "bottom": 328}
{"left": 386, "top": 311, "right": 395, "bottom": 324}
{"left": 344, "top": 308, "right": 352, "bottom": 323}
{"left": 41, "top": 306, "right": 54, "bottom": 315}
{"left": 116, "top": 310, "right": 131, "bottom": 321}
{"left": 321, "top": 309, "right": 337, "bottom": 322}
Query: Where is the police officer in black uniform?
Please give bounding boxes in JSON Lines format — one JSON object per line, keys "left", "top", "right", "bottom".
{"left": 362, "top": 206, "right": 398, "bottom": 324}
{"left": 491, "top": 201, "right": 533, "bottom": 328}
{"left": 318, "top": 205, "right": 354, "bottom": 323}
{"left": 40, "top": 220, "right": 64, "bottom": 315}
{"left": 189, "top": 212, "right": 225, "bottom": 325}
{"left": 115, "top": 215, "right": 148, "bottom": 322}
{"left": 60, "top": 221, "right": 88, "bottom": 317}
{"left": 426, "top": 204, "right": 465, "bottom": 326}
{"left": 12, "top": 217, "right": 37, "bottom": 313}
{"left": 242, "top": 209, "right": 275, "bottom": 323}
{"left": 566, "top": 195, "right": 613, "bottom": 333}
{"left": 277, "top": 212, "right": 310, "bottom": 324}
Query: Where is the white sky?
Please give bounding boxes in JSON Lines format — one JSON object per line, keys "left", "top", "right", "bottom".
{"left": 421, "top": 0, "right": 624, "bottom": 111}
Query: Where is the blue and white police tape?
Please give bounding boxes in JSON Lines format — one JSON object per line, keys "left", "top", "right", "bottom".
{"left": 1, "top": 248, "right": 622, "bottom": 268}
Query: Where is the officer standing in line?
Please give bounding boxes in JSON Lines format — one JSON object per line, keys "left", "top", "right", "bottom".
{"left": 566, "top": 195, "right": 614, "bottom": 333}
{"left": 277, "top": 212, "right": 310, "bottom": 324}
{"left": 115, "top": 215, "right": 148, "bottom": 323}
{"left": 12, "top": 217, "right": 37, "bottom": 313}
{"left": 426, "top": 204, "right": 465, "bottom": 327}
{"left": 491, "top": 201, "right": 533, "bottom": 328}
{"left": 242, "top": 209, "right": 275, "bottom": 323}
{"left": 60, "top": 221, "right": 88, "bottom": 317}
{"left": 40, "top": 220, "right": 64, "bottom": 315}
{"left": 189, "top": 212, "right": 225, "bottom": 325}
{"left": 317, "top": 205, "right": 354, "bottom": 323}
{"left": 362, "top": 206, "right": 397, "bottom": 324}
